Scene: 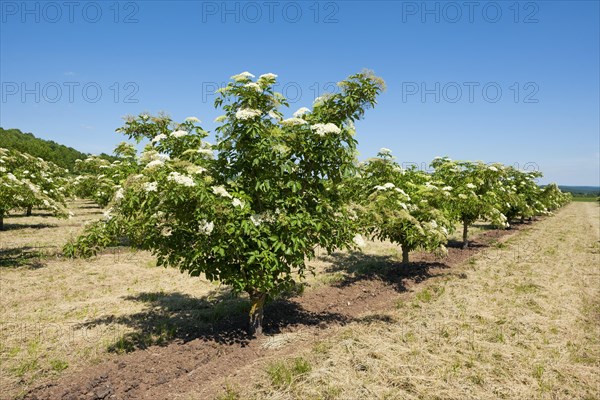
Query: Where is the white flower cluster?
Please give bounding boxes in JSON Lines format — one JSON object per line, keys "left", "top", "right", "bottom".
{"left": 197, "top": 148, "right": 214, "bottom": 157}
{"left": 313, "top": 94, "right": 332, "bottom": 107}
{"left": 114, "top": 188, "right": 125, "bottom": 201}
{"left": 171, "top": 130, "right": 188, "bottom": 138}
{"left": 199, "top": 219, "right": 214, "bottom": 235}
{"left": 232, "top": 198, "right": 244, "bottom": 208}
{"left": 293, "top": 107, "right": 311, "bottom": 117}
{"left": 231, "top": 71, "right": 255, "bottom": 81}
{"left": 259, "top": 73, "right": 277, "bottom": 80}
{"left": 144, "top": 182, "right": 158, "bottom": 192}
{"left": 244, "top": 82, "right": 262, "bottom": 92}
{"left": 186, "top": 165, "right": 206, "bottom": 174}
{"left": 214, "top": 115, "right": 227, "bottom": 123}
{"left": 442, "top": 186, "right": 453, "bottom": 191}
{"left": 374, "top": 182, "right": 396, "bottom": 191}
{"left": 236, "top": 108, "right": 262, "bottom": 121}
{"left": 145, "top": 160, "right": 164, "bottom": 169}
{"left": 379, "top": 148, "right": 392, "bottom": 155}
{"left": 212, "top": 185, "right": 232, "bottom": 199}
{"left": 268, "top": 111, "right": 281, "bottom": 121}
{"left": 167, "top": 172, "right": 195, "bottom": 187}
{"left": 151, "top": 134, "right": 168, "bottom": 143}
{"left": 311, "top": 123, "right": 341, "bottom": 136}
{"left": 250, "top": 211, "right": 276, "bottom": 226}
{"left": 185, "top": 117, "right": 200, "bottom": 123}
{"left": 466, "top": 183, "right": 476, "bottom": 189}
{"left": 281, "top": 118, "right": 307, "bottom": 126}
{"left": 488, "top": 166, "right": 498, "bottom": 171}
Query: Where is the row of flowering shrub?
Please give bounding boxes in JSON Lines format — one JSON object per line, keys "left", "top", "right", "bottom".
{"left": 351, "top": 150, "right": 570, "bottom": 266}
{"left": 0, "top": 147, "right": 70, "bottom": 229}
{"left": 1, "top": 70, "right": 570, "bottom": 334}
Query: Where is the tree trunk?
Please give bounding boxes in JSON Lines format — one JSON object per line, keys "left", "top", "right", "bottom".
{"left": 0, "top": 214, "right": 4, "bottom": 231}
{"left": 248, "top": 292, "right": 267, "bottom": 336}
{"left": 520, "top": 216, "right": 525, "bottom": 224}
{"left": 26, "top": 206, "right": 32, "bottom": 216}
{"left": 462, "top": 220, "right": 469, "bottom": 249}
{"left": 401, "top": 246, "right": 409, "bottom": 265}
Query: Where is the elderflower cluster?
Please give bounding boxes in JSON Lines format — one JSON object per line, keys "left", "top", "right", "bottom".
{"left": 167, "top": 172, "right": 195, "bottom": 187}
{"left": 145, "top": 160, "right": 164, "bottom": 169}
{"left": 466, "top": 183, "right": 476, "bottom": 189}
{"left": 114, "top": 188, "right": 125, "bottom": 201}
{"left": 186, "top": 165, "right": 206, "bottom": 174}
{"left": 231, "top": 71, "right": 255, "bottom": 81}
{"left": 293, "top": 107, "right": 311, "bottom": 117}
{"left": 259, "top": 73, "right": 277, "bottom": 80}
{"left": 185, "top": 117, "right": 200, "bottom": 123}
{"left": 199, "top": 219, "right": 214, "bottom": 235}
{"left": 379, "top": 148, "right": 392, "bottom": 155}
{"left": 311, "top": 123, "right": 341, "bottom": 136}
{"left": 151, "top": 134, "right": 167, "bottom": 143}
{"left": 374, "top": 182, "right": 396, "bottom": 191}
{"left": 197, "top": 148, "right": 214, "bottom": 157}
{"left": 232, "top": 198, "right": 244, "bottom": 208}
{"left": 212, "top": 185, "right": 232, "bottom": 199}
{"left": 281, "top": 118, "right": 307, "bottom": 126}
{"left": 144, "top": 182, "right": 158, "bottom": 192}
{"left": 250, "top": 212, "right": 275, "bottom": 226}
{"left": 171, "top": 130, "right": 188, "bottom": 138}
{"left": 236, "top": 108, "right": 262, "bottom": 120}
{"left": 244, "top": 82, "right": 262, "bottom": 92}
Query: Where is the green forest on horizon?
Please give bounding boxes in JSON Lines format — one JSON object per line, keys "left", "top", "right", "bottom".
{"left": 0, "top": 127, "right": 115, "bottom": 170}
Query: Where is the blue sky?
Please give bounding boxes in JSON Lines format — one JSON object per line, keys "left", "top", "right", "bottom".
{"left": 1, "top": 0, "right": 598, "bottom": 185}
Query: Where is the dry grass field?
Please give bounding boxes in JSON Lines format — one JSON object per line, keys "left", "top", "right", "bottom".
{"left": 0, "top": 201, "right": 598, "bottom": 399}
{"left": 235, "top": 201, "right": 600, "bottom": 400}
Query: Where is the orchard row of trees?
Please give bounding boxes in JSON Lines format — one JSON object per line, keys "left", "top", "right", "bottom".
{"left": 0, "top": 147, "right": 71, "bottom": 229}
{"left": 58, "top": 71, "right": 571, "bottom": 334}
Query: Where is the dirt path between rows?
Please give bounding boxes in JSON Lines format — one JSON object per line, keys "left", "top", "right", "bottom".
{"left": 23, "top": 222, "right": 534, "bottom": 400}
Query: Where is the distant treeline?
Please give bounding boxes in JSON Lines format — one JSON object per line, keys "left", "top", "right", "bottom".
{"left": 0, "top": 127, "right": 115, "bottom": 171}
{"left": 557, "top": 186, "right": 600, "bottom": 197}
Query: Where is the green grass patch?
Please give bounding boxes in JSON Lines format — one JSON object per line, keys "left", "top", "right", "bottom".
{"left": 266, "top": 357, "right": 312, "bottom": 388}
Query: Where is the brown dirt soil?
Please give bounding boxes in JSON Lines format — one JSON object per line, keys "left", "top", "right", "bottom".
{"left": 21, "top": 222, "right": 533, "bottom": 400}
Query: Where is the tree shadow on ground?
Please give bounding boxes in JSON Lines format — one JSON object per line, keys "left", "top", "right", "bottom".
{"left": 446, "top": 239, "right": 487, "bottom": 249}
{"left": 9, "top": 211, "right": 56, "bottom": 218}
{"left": 0, "top": 245, "right": 54, "bottom": 268}
{"left": 319, "top": 250, "right": 450, "bottom": 292}
{"left": 0, "top": 222, "right": 58, "bottom": 231}
{"left": 78, "top": 288, "right": 347, "bottom": 352}
{"left": 77, "top": 204, "right": 102, "bottom": 209}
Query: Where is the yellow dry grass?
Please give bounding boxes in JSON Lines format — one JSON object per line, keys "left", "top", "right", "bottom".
{"left": 234, "top": 202, "right": 600, "bottom": 399}
{"left": 0, "top": 201, "right": 229, "bottom": 398}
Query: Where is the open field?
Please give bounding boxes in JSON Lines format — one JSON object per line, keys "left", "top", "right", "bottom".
{"left": 1, "top": 202, "right": 598, "bottom": 399}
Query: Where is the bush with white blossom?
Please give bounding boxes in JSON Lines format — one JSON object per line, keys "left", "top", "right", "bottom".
{"left": 65, "top": 70, "right": 385, "bottom": 334}
{"left": 356, "top": 149, "right": 452, "bottom": 264}
{"left": 0, "top": 147, "right": 69, "bottom": 229}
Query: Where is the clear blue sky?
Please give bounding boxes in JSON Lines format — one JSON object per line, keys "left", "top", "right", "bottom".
{"left": 1, "top": 1, "right": 598, "bottom": 185}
